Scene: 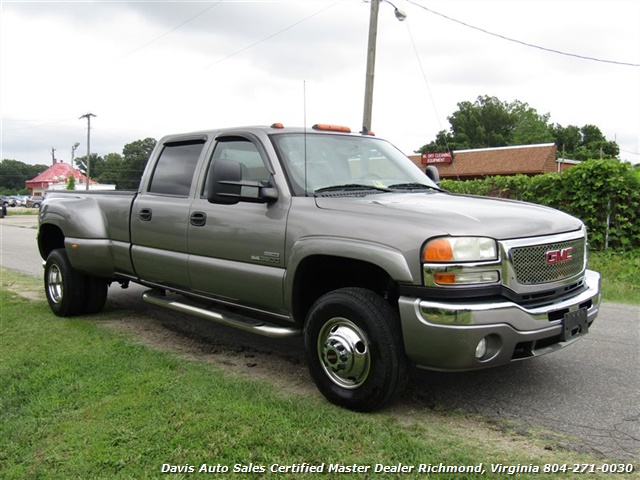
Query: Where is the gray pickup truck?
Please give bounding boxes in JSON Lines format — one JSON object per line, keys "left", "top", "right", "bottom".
{"left": 38, "top": 124, "right": 601, "bottom": 411}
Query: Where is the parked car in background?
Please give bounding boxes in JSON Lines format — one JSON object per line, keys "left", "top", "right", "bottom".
{"left": 12, "top": 195, "right": 28, "bottom": 206}
{"left": 2, "top": 196, "right": 17, "bottom": 207}
{"left": 26, "top": 195, "right": 45, "bottom": 208}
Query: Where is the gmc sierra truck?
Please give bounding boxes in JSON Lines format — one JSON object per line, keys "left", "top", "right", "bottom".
{"left": 38, "top": 124, "right": 601, "bottom": 411}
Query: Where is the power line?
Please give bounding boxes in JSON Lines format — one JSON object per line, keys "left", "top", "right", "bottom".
{"left": 619, "top": 147, "right": 640, "bottom": 156}
{"left": 114, "top": 2, "right": 223, "bottom": 62}
{"left": 3, "top": 118, "right": 77, "bottom": 132}
{"left": 204, "top": 2, "right": 339, "bottom": 69}
{"left": 406, "top": 0, "right": 640, "bottom": 68}
{"left": 403, "top": 16, "right": 451, "bottom": 151}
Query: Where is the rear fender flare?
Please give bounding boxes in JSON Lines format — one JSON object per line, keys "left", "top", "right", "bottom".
{"left": 39, "top": 196, "right": 109, "bottom": 240}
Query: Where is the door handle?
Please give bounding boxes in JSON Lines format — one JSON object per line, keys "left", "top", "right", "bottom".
{"left": 139, "top": 208, "right": 152, "bottom": 221}
{"left": 190, "top": 211, "right": 207, "bottom": 227}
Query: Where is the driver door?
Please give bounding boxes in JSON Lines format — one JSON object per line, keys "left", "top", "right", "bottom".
{"left": 187, "top": 135, "right": 289, "bottom": 314}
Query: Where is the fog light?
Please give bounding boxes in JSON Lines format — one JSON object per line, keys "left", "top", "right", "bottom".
{"left": 475, "top": 338, "right": 487, "bottom": 359}
{"left": 474, "top": 334, "right": 502, "bottom": 362}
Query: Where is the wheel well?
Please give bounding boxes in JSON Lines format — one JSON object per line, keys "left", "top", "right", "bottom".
{"left": 38, "top": 224, "right": 65, "bottom": 260}
{"left": 291, "top": 255, "right": 398, "bottom": 324}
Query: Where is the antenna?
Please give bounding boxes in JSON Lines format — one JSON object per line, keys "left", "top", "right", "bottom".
{"left": 303, "top": 80, "right": 308, "bottom": 196}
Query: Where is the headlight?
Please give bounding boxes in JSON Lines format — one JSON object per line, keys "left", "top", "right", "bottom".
{"left": 423, "top": 237, "right": 497, "bottom": 263}
{"left": 423, "top": 237, "right": 500, "bottom": 287}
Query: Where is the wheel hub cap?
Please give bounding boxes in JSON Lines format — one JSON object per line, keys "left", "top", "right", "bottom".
{"left": 318, "top": 318, "right": 370, "bottom": 389}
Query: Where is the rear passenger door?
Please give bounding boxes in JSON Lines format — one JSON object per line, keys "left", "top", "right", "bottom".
{"left": 131, "top": 137, "right": 206, "bottom": 289}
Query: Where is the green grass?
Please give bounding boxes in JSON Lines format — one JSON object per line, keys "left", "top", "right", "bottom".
{"left": 4, "top": 207, "right": 39, "bottom": 216}
{"left": 589, "top": 249, "right": 640, "bottom": 305}
{"left": 1, "top": 270, "right": 635, "bottom": 479}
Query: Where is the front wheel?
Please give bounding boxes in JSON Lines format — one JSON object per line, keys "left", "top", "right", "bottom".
{"left": 304, "top": 287, "right": 408, "bottom": 412}
{"left": 44, "top": 249, "right": 86, "bottom": 317}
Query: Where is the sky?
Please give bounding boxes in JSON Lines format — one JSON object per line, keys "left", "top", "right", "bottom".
{"left": 1, "top": 0, "right": 639, "bottom": 168}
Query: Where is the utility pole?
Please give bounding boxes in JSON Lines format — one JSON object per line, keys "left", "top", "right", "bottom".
{"left": 50, "top": 147, "right": 56, "bottom": 165}
{"left": 361, "top": 0, "right": 405, "bottom": 134}
{"left": 362, "top": 0, "right": 380, "bottom": 134}
{"left": 79, "top": 113, "right": 96, "bottom": 190}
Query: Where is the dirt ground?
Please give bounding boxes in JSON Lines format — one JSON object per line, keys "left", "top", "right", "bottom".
{"left": 101, "top": 295, "right": 316, "bottom": 399}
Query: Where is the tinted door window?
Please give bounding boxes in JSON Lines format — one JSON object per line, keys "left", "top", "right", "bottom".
{"left": 149, "top": 141, "right": 204, "bottom": 196}
{"left": 203, "top": 138, "right": 271, "bottom": 193}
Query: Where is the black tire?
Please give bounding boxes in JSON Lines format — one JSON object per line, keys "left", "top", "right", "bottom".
{"left": 44, "top": 249, "right": 86, "bottom": 317}
{"left": 304, "top": 287, "right": 408, "bottom": 412}
{"left": 83, "top": 276, "right": 109, "bottom": 314}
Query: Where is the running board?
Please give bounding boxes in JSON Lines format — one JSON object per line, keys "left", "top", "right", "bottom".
{"left": 142, "top": 290, "right": 301, "bottom": 339}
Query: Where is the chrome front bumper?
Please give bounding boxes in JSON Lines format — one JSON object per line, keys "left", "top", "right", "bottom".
{"left": 398, "top": 270, "right": 601, "bottom": 371}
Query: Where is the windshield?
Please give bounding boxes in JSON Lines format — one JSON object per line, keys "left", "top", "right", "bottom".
{"left": 270, "top": 133, "right": 438, "bottom": 196}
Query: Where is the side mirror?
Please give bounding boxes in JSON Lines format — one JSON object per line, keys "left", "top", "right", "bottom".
{"left": 425, "top": 165, "right": 440, "bottom": 186}
{"left": 207, "top": 160, "right": 278, "bottom": 205}
{"left": 207, "top": 159, "right": 242, "bottom": 204}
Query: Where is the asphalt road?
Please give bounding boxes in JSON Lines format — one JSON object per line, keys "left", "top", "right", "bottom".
{"left": 1, "top": 216, "right": 638, "bottom": 462}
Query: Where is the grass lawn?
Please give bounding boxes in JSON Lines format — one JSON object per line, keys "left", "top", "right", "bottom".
{"left": 588, "top": 249, "right": 640, "bottom": 305}
{"left": 1, "top": 270, "right": 635, "bottom": 479}
{"left": 3, "top": 207, "right": 38, "bottom": 216}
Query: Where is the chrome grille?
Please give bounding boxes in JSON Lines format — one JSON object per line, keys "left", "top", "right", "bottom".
{"left": 511, "top": 238, "right": 585, "bottom": 285}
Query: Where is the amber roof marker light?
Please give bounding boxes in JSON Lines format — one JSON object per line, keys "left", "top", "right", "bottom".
{"left": 312, "top": 124, "right": 352, "bottom": 133}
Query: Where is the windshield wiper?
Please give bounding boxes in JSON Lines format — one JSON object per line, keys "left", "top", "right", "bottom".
{"left": 387, "top": 182, "right": 441, "bottom": 191}
{"left": 314, "top": 184, "right": 392, "bottom": 194}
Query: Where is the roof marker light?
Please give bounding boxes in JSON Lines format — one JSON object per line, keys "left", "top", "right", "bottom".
{"left": 271, "top": 123, "right": 284, "bottom": 129}
{"left": 312, "top": 124, "right": 351, "bottom": 133}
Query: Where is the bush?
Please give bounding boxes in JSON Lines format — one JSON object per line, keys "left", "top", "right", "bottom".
{"left": 441, "top": 159, "right": 640, "bottom": 250}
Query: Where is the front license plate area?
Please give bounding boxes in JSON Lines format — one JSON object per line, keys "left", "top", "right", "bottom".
{"left": 562, "top": 308, "right": 588, "bottom": 341}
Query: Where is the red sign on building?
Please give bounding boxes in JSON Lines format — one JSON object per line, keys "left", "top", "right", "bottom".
{"left": 422, "top": 152, "right": 452, "bottom": 164}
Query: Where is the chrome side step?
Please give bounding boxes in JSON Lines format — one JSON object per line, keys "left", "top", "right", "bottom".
{"left": 142, "top": 290, "right": 301, "bottom": 339}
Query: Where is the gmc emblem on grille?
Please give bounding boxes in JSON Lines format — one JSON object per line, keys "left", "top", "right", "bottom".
{"left": 546, "top": 247, "right": 573, "bottom": 264}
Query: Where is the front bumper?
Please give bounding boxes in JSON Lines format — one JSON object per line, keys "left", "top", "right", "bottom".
{"left": 398, "top": 269, "right": 601, "bottom": 371}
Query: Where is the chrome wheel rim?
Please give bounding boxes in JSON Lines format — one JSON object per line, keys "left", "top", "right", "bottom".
{"left": 317, "top": 317, "right": 370, "bottom": 389}
{"left": 47, "top": 264, "right": 64, "bottom": 304}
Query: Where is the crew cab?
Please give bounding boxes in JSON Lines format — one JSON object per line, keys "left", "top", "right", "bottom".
{"left": 38, "top": 124, "right": 601, "bottom": 411}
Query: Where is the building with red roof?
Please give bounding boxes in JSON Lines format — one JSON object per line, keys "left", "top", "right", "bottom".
{"left": 25, "top": 160, "right": 114, "bottom": 194}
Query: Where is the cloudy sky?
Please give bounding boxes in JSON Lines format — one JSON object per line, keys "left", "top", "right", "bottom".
{"left": 1, "top": 0, "right": 639, "bottom": 167}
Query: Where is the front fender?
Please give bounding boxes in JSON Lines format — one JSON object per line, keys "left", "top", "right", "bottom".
{"left": 284, "top": 236, "right": 415, "bottom": 312}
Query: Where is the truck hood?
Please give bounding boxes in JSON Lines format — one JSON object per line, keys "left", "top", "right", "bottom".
{"left": 314, "top": 192, "right": 583, "bottom": 239}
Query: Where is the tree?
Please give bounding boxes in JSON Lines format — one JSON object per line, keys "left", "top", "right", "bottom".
{"left": 552, "top": 124, "right": 582, "bottom": 155}
{"left": 418, "top": 95, "right": 552, "bottom": 153}
{"left": 96, "top": 153, "right": 124, "bottom": 186}
{"left": 1, "top": 137, "right": 157, "bottom": 193}
{"left": 0, "top": 159, "right": 49, "bottom": 194}
{"left": 74, "top": 153, "right": 105, "bottom": 180}
{"left": 66, "top": 174, "right": 76, "bottom": 190}
{"left": 118, "top": 138, "right": 157, "bottom": 190}
{"left": 552, "top": 124, "right": 619, "bottom": 160}
{"left": 417, "top": 95, "right": 618, "bottom": 161}
{"left": 73, "top": 138, "right": 156, "bottom": 190}
{"left": 510, "top": 102, "right": 554, "bottom": 146}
